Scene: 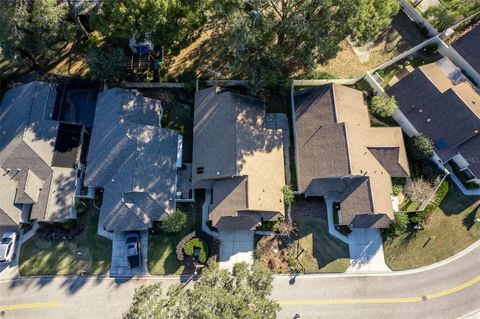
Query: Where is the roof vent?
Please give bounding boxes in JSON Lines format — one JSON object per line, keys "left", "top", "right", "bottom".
{"left": 427, "top": 118, "right": 431, "bottom": 123}
{"left": 419, "top": 109, "right": 423, "bottom": 113}
{"left": 216, "top": 171, "right": 220, "bottom": 175}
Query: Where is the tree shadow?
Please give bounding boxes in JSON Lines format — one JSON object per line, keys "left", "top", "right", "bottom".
{"left": 463, "top": 203, "right": 480, "bottom": 231}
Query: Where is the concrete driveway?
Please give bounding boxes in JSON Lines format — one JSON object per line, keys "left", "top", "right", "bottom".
{"left": 109, "top": 231, "right": 149, "bottom": 276}
{"left": 347, "top": 228, "right": 391, "bottom": 272}
{"left": 219, "top": 230, "right": 254, "bottom": 271}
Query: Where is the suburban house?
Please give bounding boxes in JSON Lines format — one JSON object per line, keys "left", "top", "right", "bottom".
{"left": 192, "top": 86, "right": 286, "bottom": 231}
{"left": 84, "top": 87, "right": 192, "bottom": 233}
{"left": 293, "top": 84, "right": 410, "bottom": 229}
{"left": 387, "top": 58, "right": 480, "bottom": 185}
{"left": 452, "top": 23, "right": 480, "bottom": 79}
{"left": 0, "top": 81, "right": 84, "bottom": 229}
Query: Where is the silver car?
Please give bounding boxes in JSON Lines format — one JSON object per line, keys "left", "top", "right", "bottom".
{"left": 0, "top": 232, "right": 18, "bottom": 263}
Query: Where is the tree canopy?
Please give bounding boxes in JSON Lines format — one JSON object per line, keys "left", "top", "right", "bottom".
{"left": 370, "top": 95, "right": 398, "bottom": 118}
{"left": 213, "top": 0, "right": 400, "bottom": 87}
{"left": 123, "top": 263, "right": 279, "bottom": 319}
{"left": 160, "top": 209, "right": 188, "bottom": 233}
{"left": 409, "top": 134, "right": 435, "bottom": 160}
{"left": 0, "top": 0, "right": 76, "bottom": 66}
{"left": 92, "top": 0, "right": 209, "bottom": 52}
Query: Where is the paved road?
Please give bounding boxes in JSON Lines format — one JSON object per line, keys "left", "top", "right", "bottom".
{"left": 1, "top": 241, "right": 480, "bottom": 319}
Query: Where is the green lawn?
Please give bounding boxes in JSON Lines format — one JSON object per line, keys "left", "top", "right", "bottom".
{"left": 296, "top": 216, "right": 350, "bottom": 273}
{"left": 148, "top": 203, "right": 197, "bottom": 275}
{"left": 384, "top": 181, "right": 480, "bottom": 270}
{"left": 19, "top": 205, "right": 111, "bottom": 275}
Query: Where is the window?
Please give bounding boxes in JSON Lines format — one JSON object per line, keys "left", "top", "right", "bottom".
{"left": 196, "top": 167, "right": 204, "bottom": 174}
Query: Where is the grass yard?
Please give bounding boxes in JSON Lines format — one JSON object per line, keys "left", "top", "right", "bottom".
{"left": 384, "top": 181, "right": 480, "bottom": 270}
{"left": 19, "top": 205, "right": 111, "bottom": 275}
{"left": 148, "top": 203, "right": 198, "bottom": 275}
{"left": 296, "top": 216, "right": 350, "bottom": 273}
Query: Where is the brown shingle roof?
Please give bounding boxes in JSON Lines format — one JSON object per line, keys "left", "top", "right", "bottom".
{"left": 294, "top": 85, "right": 350, "bottom": 193}
{"left": 294, "top": 84, "right": 410, "bottom": 228}
{"left": 193, "top": 87, "right": 285, "bottom": 229}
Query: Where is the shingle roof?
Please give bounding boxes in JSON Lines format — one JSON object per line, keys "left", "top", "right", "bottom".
{"left": 458, "top": 136, "right": 480, "bottom": 177}
{"left": 192, "top": 87, "right": 265, "bottom": 182}
{"left": 294, "top": 85, "right": 350, "bottom": 193}
{"left": 193, "top": 87, "right": 286, "bottom": 229}
{"left": 387, "top": 66, "right": 480, "bottom": 160}
{"left": 294, "top": 84, "right": 410, "bottom": 228}
{"left": 368, "top": 147, "right": 409, "bottom": 177}
{"left": 85, "top": 88, "right": 179, "bottom": 232}
{"left": 0, "top": 82, "right": 76, "bottom": 224}
{"left": 452, "top": 23, "right": 480, "bottom": 75}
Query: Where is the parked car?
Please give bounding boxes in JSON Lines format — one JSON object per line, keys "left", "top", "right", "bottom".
{"left": 125, "top": 232, "right": 141, "bottom": 268}
{"left": 0, "top": 232, "right": 18, "bottom": 263}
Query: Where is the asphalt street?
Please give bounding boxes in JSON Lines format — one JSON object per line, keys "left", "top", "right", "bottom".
{"left": 1, "top": 241, "right": 480, "bottom": 319}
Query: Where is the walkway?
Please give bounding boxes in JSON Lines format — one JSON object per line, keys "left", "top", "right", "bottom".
{"left": 325, "top": 197, "right": 349, "bottom": 244}
{"left": 347, "top": 229, "right": 391, "bottom": 273}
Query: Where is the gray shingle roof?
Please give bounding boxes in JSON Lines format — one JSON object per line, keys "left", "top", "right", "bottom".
{"left": 86, "top": 88, "right": 179, "bottom": 232}
{"left": 0, "top": 82, "right": 76, "bottom": 224}
{"left": 192, "top": 87, "right": 265, "bottom": 183}
{"left": 458, "top": 136, "right": 480, "bottom": 177}
{"left": 387, "top": 69, "right": 480, "bottom": 161}
{"left": 294, "top": 85, "right": 350, "bottom": 193}
{"left": 452, "top": 23, "right": 480, "bottom": 75}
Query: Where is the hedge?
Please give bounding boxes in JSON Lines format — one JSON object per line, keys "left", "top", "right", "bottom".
{"left": 183, "top": 238, "right": 209, "bottom": 263}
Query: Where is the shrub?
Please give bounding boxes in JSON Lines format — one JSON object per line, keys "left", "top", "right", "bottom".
{"left": 287, "top": 255, "right": 298, "bottom": 272}
{"left": 393, "top": 212, "right": 409, "bottom": 236}
{"left": 283, "top": 185, "right": 295, "bottom": 206}
{"left": 411, "top": 179, "right": 449, "bottom": 223}
{"left": 74, "top": 200, "right": 87, "bottom": 214}
{"left": 370, "top": 95, "right": 397, "bottom": 118}
{"left": 424, "top": 43, "right": 439, "bottom": 54}
{"left": 393, "top": 184, "right": 403, "bottom": 196}
{"left": 409, "top": 134, "right": 435, "bottom": 160}
{"left": 404, "top": 178, "right": 436, "bottom": 204}
{"left": 183, "top": 238, "right": 209, "bottom": 263}
{"left": 160, "top": 209, "right": 188, "bottom": 233}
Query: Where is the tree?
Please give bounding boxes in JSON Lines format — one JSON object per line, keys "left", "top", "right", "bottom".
{"left": 123, "top": 263, "right": 280, "bottom": 319}
{"left": 0, "top": 0, "right": 76, "bottom": 67}
{"left": 213, "top": 0, "right": 399, "bottom": 88}
{"left": 370, "top": 95, "right": 397, "bottom": 118}
{"left": 160, "top": 209, "right": 188, "bottom": 233}
{"left": 91, "top": 0, "right": 208, "bottom": 52}
{"left": 86, "top": 47, "right": 128, "bottom": 81}
{"left": 409, "top": 134, "right": 435, "bottom": 160}
{"left": 404, "top": 178, "right": 436, "bottom": 204}
{"left": 425, "top": 4, "right": 456, "bottom": 32}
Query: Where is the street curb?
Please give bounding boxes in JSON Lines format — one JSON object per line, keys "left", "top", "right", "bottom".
{"left": 2, "top": 240, "right": 480, "bottom": 283}
{"left": 275, "top": 239, "right": 480, "bottom": 278}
